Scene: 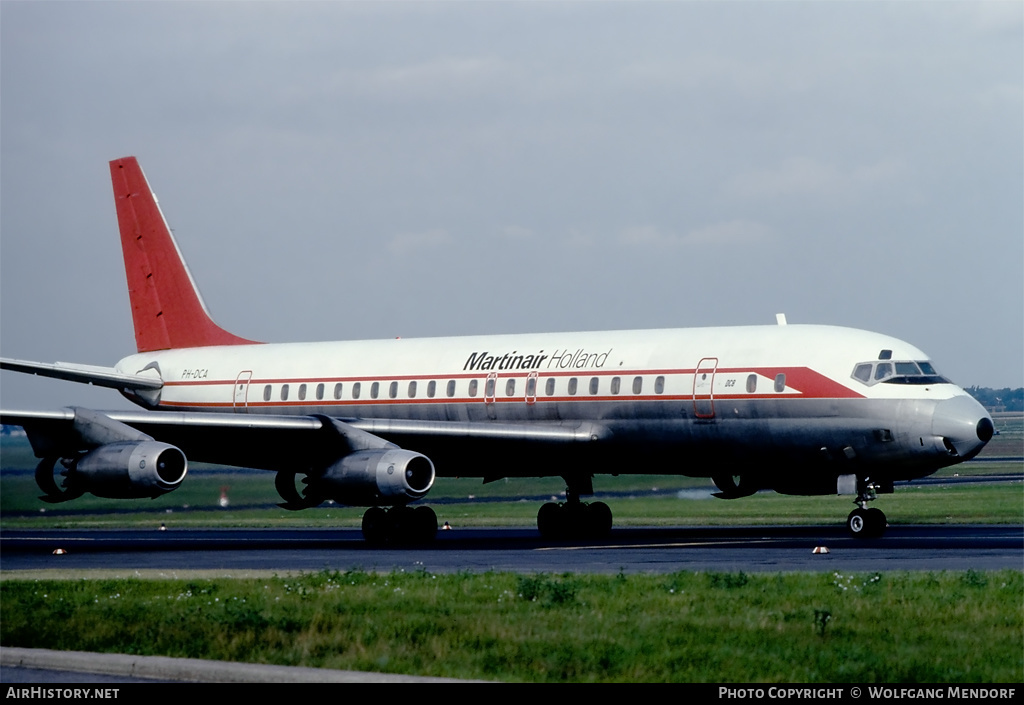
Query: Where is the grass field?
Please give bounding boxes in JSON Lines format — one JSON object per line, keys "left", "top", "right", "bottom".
{"left": 2, "top": 569, "right": 1021, "bottom": 682}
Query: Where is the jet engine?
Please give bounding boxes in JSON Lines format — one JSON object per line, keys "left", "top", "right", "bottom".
{"left": 36, "top": 440, "right": 188, "bottom": 501}
{"left": 308, "top": 448, "right": 435, "bottom": 507}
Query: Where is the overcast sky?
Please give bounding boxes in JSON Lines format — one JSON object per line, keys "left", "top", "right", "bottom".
{"left": 2, "top": 1, "right": 1021, "bottom": 411}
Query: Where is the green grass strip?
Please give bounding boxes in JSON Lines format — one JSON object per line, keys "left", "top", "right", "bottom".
{"left": 2, "top": 569, "right": 1021, "bottom": 682}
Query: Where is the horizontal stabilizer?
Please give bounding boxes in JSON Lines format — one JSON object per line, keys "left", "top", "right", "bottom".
{"left": 0, "top": 358, "right": 163, "bottom": 391}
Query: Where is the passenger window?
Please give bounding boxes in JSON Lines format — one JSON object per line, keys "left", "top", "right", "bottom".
{"left": 408, "top": 381, "right": 417, "bottom": 398}
{"left": 568, "top": 378, "right": 578, "bottom": 395}
{"left": 298, "top": 384, "right": 307, "bottom": 401}
{"left": 281, "top": 384, "right": 290, "bottom": 401}
{"left": 485, "top": 377, "right": 495, "bottom": 397}
{"left": 545, "top": 378, "right": 555, "bottom": 395}
{"left": 389, "top": 381, "right": 398, "bottom": 399}
{"left": 334, "top": 382, "right": 343, "bottom": 400}
{"left": 506, "top": 378, "right": 516, "bottom": 396}
{"left": 611, "top": 377, "right": 621, "bottom": 395}
{"left": 746, "top": 374, "right": 757, "bottom": 393}
{"left": 427, "top": 381, "right": 436, "bottom": 398}
{"left": 633, "top": 376, "right": 643, "bottom": 394}
{"left": 370, "top": 382, "right": 380, "bottom": 399}
{"left": 469, "top": 379, "right": 478, "bottom": 397}
{"left": 774, "top": 373, "right": 786, "bottom": 393}
{"left": 263, "top": 385, "right": 272, "bottom": 402}
{"left": 853, "top": 364, "right": 872, "bottom": 383}
{"left": 655, "top": 376, "right": 665, "bottom": 394}
{"left": 316, "top": 383, "right": 325, "bottom": 400}
{"left": 526, "top": 376, "right": 537, "bottom": 397}
{"left": 589, "top": 377, "right": 599, "bottom": 395}
{"left": 352, "top": 382, "right": 361, "bottom": 399}
{"left": 447, "top": 380, "right": 456, "bottom": 397}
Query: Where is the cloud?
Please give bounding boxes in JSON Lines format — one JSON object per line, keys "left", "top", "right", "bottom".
{"left": 619, "top": 220, "right": 772, "bottom": 248}
{"left": 386, "top": 229, "right": 453, "bottom": 256}
{"left": 728, "top": 157, "right": 909, "bottom": 203}
{"left": 500, "top": 225, "right": 535, "bottom": 241}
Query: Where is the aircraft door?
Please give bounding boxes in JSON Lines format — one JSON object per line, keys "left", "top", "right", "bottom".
{"left": 485, "top": 372, "right": 498, "bottom": 420}
{"left": 485, "top": 372, "right": 498, "bottom": 404}
{"left": 693, "top": 358, "right": 718, "bottom": 419}
{"left": 233, "top": 370, "right": 253, "bottom": 413}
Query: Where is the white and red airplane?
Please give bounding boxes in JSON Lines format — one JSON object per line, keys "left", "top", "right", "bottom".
{"left": 0, "top": 157, "right": 994, "bottom": 542}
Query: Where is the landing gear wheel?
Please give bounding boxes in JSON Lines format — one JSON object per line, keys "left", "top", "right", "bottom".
{"left": 361, "top": 505, "right": 438, "bottom": 544}
{"left": 537, "top": 500, "right": 613, "bottom": 540}
{"left": 847, "top": 508, "right": 869, "bottom": 536}
{"left": 361, "top": 506, "right": 389, "bottom": 544}
{"left": 865, "top": 507, "right": 887, "bottom": 538}
{"left": 588, "top": 501, "right": 613, "bottom": 537}
{"left": 847, "top": 507, "right": 887, "bottom": 538}
{"left": 537, "top": 502, "right": 563, "bottom": 539}
{"left": 414, "top": 505, "right": 438, "bottom": 542}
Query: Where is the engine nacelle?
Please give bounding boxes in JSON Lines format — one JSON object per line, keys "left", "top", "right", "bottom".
{"left": 315, "top": 449, "right": 435, "bottom": 507}
{"left": 65, "top": 441, "right": 188, "bottom": 499}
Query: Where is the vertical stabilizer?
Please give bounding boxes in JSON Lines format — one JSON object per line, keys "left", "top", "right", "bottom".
{"left": 110, "top": 157, "right": 258, "bottom": 352}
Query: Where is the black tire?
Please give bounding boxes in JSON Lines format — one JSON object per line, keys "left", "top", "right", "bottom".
{"left": 537, "top": 502, "right": 563, "bottom": 539}
{"left": 414, "top": 505, "right": 438, "bottom": 542}
{"left": 361, "top": 506, "right": 388, "bottom": 544}
{"left": 865, "top": 507, "right": 887, "bottom": 538}
{"left": 387, "top": 505, "right": 417, "bottom": 543}
{"left": 588, "top": 501, "right": 613, "bottom": 537}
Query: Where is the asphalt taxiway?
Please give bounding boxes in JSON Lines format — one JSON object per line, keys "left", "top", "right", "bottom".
{"left": 1, "top": 524, "right": 1021, "bottom": 574}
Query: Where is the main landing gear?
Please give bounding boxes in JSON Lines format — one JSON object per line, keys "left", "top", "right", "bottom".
{"left": 361, "top": 505, "right": 438, "bottom": 544}
{"left": 846, "top": 478, "right": 887, "bottom": 539}
{"left": 536, "top": 477, "right": 613, "bottom": 540}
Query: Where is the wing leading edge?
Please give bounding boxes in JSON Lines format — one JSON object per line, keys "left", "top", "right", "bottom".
{"left": 1, "top": 408, "right": 607, "bottom": 473}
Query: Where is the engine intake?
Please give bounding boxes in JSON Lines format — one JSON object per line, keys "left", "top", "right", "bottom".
{"left": 313, "top": 449, "right": 435, "bottom": 507}
{"left": 56, "top": 441, "right": 188, "bottom": 499}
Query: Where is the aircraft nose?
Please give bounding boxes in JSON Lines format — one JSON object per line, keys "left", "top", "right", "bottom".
{"left": 932, "top": 395, "right": 994, "bottom": 460}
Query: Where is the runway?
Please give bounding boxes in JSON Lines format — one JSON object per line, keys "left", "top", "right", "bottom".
{"left": 2, "top": 524, "right": 1021, "bottom": 574}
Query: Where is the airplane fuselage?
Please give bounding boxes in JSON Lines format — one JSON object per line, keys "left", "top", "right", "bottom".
{"left": 115, "top": 323, "right": 991, "bottom": 490}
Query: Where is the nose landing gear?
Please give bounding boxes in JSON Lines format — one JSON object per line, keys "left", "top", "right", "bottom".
{"left": 847, "top": 478, "right": 887, "bottom": 538}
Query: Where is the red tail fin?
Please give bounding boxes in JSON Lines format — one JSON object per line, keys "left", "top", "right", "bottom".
{"left": 110, "top": 157, "right": 259, "bottom": 352}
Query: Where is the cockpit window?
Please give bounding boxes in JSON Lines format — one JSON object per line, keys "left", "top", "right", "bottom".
{"left": 895, "top": 362, "right": 921, "bottom": 376}
{"left": 851, "top": 360, "right": 950, "bottom": 386}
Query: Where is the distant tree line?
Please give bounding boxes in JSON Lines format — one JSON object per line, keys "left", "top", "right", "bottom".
{"left": 966, "top": 387, "right": 1024, "bottom": 413}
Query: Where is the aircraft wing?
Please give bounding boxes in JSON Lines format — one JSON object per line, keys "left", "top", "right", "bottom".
{"left": 0, "top": 408, "right": 609, "bottom": 476}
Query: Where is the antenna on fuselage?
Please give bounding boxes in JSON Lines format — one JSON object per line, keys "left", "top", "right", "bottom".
{"left": 776, "top": 313, "right": 788, "bottom": 326}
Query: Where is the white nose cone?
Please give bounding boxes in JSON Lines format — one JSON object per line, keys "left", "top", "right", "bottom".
{"left": 932, "top": 395, "right": 994, "bottom": 459}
